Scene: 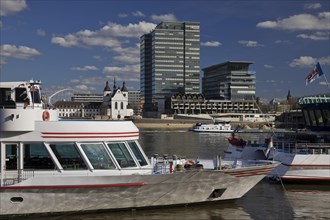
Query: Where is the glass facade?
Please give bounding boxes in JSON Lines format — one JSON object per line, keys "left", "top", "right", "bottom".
{"left": 202, "top": 61, "right": 256, "bottom": 101}
{"left": 299, "top": 94, "right": 330, "bottom": 131}
{"left": 140, "top": 21, "right": 200, "bottom": 114}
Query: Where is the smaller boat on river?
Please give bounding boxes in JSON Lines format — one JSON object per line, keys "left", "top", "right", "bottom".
{"left": 190, "top": 121, "right": 234, "bottom": 133}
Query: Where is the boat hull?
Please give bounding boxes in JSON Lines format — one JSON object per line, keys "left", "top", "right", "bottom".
{"left": 0, "top": 165, "right": 275, "bottom": 216}
{"left": 225, "top": 145, "right": 330, "bottom": 184}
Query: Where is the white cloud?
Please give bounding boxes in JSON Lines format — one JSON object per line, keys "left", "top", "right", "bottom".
{"left": 264, "top": 64, "right": 273, "bottom": 69}
{"left": 201, "top": 41, "right": 222, "bottom": 47}
{"left": 69, "top": 76, "right": 105, "bottom": 91}
{"left": 52, "top": 21, "right": 156, "bottom": 48}
{"left": 257, "top": 12, "right": 330, "bottom": 30}
{"left": 289, "top": 56, "right": 330, "bottom": 67}
{"left": 238, "top": 40, "right": 263, "bottom": 47}
{"left": 71, "top": 66, "right": 99, "bottom": 71}
{"left": 132, "top": 11, "right": 145, "bottom": 17}
{"left": 297, "top": 31, "right": 330, "bottom": 40}
{"left": 51, "top": 21, "right": 155, "bottom": 69}
{"left": 103, "top": 64, "right": 139, "bottom": 74}
{"left": 103, "top": 64, "right": 140, "bottom": 82}
{"left": 36, "top": 29, "right": 46, "bottom": 37}
{"left": 51, "top": 34, "right": 79, "bottom": 48}
{"left": 100, "top": 21, "right": 156, "bottom": 38}
{"left": 0, "top": 44, "right": 41, "bottom": 60}
{"left": 114, "top": 54, "right": 139, "bottom": 64}
{"left": 93, "top": 55, "right": 102, "bottom": 61}
{"left": 0, "top": 0, "right": 27, "bottom": 16}
{"left": 274, "top": 40, "right": 291, "bottom": 44}
{"left": 304, "top": 3, "right": 322, "bottom": 9}
{"left": 151, "top": 13, "right": 177, "bottom": 23}
{"left": 74, "top": 84, "right": 90, "bottom": 91}
{"left": 118, "top": 13, "right": 128, "bottom": 18}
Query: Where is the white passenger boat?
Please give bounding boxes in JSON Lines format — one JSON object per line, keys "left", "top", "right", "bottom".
{"left": 0, "top": 80, "right": 278, "bottom": 217}
{"left": 224, "top": 134, "right": 330, "bottom": 184}
{"left": 190, "top": 121, "right": 234, "bottom": 133}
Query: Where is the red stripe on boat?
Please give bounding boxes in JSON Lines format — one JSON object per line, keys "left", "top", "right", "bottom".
{"left": 0, "top": 182, "right": 148, "bottom": 190}
{"left": 41, "top": 132, "right": 139, "bottom": 135}
{"left": 282, "top": 163, "right": 330, "bottom": 167}
{"left": 41, "top": 135, "right": 139, "bottom": 139}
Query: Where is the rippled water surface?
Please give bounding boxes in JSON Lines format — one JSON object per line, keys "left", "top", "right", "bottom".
{"left": 27, "top": 130, "right": 330, "bottom": 220}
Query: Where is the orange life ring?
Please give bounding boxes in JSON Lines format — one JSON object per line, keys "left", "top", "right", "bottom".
{"left": 42, "top": 110, "right": 50, "bottom": 121}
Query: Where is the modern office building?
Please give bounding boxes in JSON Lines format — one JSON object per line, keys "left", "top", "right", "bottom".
{"left": 128, "top": 90, "right": 141, "bottom": 115}
{"left": 140, "top": 21, "right": 200, "bottom": 116}
{"left": 202, "top": 61, "right": 256, "bottom": 101}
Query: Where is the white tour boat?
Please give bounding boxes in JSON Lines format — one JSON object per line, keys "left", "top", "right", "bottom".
{"left": 0, "top": 80, "right": 278, "bottom": 217}
{"left": 224, "top": 134, "right": 330, "bottom": 183}
{"left": 190, "top": 121, "right": 234, "bottom": 133}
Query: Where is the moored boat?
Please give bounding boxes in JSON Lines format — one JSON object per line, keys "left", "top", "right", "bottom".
{"left": 224, "top": 133, "right": 330, "bottom": 184}
{"left": 0, "top": 80, "right": 278, "bottom": 217}
{"left": 190, "top": 121, "right": 233, "bottom": 133}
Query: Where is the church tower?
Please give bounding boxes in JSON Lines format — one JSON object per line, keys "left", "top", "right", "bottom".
{"left": 101, "top": 81, "right": 111, "bottom": 116}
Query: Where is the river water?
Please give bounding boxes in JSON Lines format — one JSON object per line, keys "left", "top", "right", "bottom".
{"left": 33, "top": 129, "right": 329, "bottom": 220}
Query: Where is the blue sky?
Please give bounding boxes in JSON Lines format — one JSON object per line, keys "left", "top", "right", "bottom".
{"left": 1, "top": 0, "right": 329, "bottom": 102}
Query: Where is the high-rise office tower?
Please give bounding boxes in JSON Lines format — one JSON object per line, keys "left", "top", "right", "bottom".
{"left": 140, "top": 21, "right": 200, "bottom": 116}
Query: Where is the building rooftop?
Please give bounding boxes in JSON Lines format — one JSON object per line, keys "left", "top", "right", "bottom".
{"left": 202, "top": 61, "right": 254, "bottom": 72}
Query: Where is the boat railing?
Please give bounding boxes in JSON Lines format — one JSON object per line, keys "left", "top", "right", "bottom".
{"left": 1, "top": 169, "right": 35, "bottom": 186}
{"left": 274, "top": 141, "right": 330, "bottom": 155}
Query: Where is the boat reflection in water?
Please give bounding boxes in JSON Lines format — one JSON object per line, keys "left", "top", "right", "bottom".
{"left": 33, "top": 203, "right": 253, "bottom": 220}
{"left": 284, "top": 184, "right": 330, "bottom": 219}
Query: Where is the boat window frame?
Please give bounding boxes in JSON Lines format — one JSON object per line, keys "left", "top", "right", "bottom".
{"left": 105, "top": 141, "right": 139, "bottom": 169}
{"left": 76, "top": 142, "right": 117, "bottom": 170}
{"left": 21, "top": 142, "right": 58, "bottom": 171}
{"left": 1, "top": 142, "right": 19, "bottom": 171}
{"left": 127, "top": 140, "right": 150, "bottom": 167}
{"left": 45, "top": 142, "right": 88, "bottom": 171}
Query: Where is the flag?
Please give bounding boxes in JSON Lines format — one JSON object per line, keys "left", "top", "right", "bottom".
{"left": 305, "top": 62, "right": 324, "bottom": 85}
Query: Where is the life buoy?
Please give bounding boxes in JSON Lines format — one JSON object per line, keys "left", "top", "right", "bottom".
{"left": 42, "top": 110, "right": 50, "bottom": 121}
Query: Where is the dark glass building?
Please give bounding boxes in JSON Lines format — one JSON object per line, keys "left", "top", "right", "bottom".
{"left": 202, "top": 61, "right": 256, "bottom": 100}
{"left": 140, "top": 21, "right": 200, "bottom": 116}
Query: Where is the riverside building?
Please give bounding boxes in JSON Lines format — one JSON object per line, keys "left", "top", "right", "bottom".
{"left": 170, "top": 61, "right": 262, "bottom": 120}
{"left": 202, "top": 61, "right": 256, "bottom": 100}
{"left": 140, "top": 21, "right": 200, "bottom": 117}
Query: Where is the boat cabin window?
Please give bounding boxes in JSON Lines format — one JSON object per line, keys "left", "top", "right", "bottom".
{"left": 23, "top": 143, "right": 55, "bottom": 170}
{"left": 127, "top": 141, "right": 148, "bottom": 166}
{"left": 5, "top": 144, "right": 18, "bottom": 170}
{"left": 107, "top": 143, "right": 137, "bottom": 168}
{"left": 0, "top": 88, "right": 16, "bottom": 109}
{"left": 29, "top": 86, "right": 41, "bottom": 103}
{"left": 50, "top": 143, "right": 87, "bottom": 170}
{"left": 80, "top": 143, "right": 116, "bottom": 169}
{"left": 15, "top": 88, "right": 29, "bottom": 103}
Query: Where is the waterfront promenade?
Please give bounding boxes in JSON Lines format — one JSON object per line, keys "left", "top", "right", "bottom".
{"left": 132, "top": 118, "right": 277, "bottom": 131}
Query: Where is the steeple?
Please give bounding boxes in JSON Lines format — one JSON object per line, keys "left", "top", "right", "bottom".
{"left": 121, "top": 81, "right": 128, "bottom": 92}
{"left": 103, "top": 81, "right": 111, "bottom": 91}
{"left": 113, "top": 78, "right": 117, "bottom": 90}
{"left": 286, "top": 89, "right": 292, "bottom": 105}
